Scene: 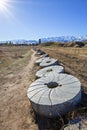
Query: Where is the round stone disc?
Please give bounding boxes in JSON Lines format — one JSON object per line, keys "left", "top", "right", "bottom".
{"left": 35, "top": 57, "right": 50, "bottom": 65}
{"left": 40, "top": 58, "right": 58, "bottom": 67}
{"left": 36, "top": 65, "right": 64, "bottom": 78}
{"left": 27, "top": 73, "right": 81, "bottom": 117}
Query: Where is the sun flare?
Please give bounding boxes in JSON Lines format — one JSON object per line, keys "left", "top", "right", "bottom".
{"left": 0, "top": 0, "right": 16, "bottom": 20}
{"left": 0, "top": 0, "right": 27, "bottom": 22}
{"left": 0, "top": 0, "right": 8, "bottom": 11}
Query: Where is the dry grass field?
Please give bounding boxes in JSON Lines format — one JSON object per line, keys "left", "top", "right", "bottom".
{"left": 39, "top": 45, "right": 87, "bottom": 106}
{"left": 0, "top": 45, "right": 87, "bottom": 130}
{"left": 0, "top": 46, "right": 38, "bottom": 130}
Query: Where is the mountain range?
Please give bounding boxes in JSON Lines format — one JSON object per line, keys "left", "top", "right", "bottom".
{"left": 0, "top": 39, "right": 37, "bottom": 44}
{"left": 0, "top": 36, "right": 87, "bottom": 44}
{"left": 40, "top": 36, "right": 87, "bottom": 43}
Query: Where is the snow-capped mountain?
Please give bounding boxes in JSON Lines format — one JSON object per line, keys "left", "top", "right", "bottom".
{"left": 0, "top": 39, "right": 37, "bottom": 44}
{"left": 12, "top": 39, "right": 37, "bottom": 44}
{"left": 41, "top": 36, "right": 87, "bottom": 43}
{"left": 0, "top": 36, "right": 87, "bottom": 44}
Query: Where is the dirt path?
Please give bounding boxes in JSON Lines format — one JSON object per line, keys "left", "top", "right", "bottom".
{"left": 0, "top": 49, "right": 38, "bottom": 130}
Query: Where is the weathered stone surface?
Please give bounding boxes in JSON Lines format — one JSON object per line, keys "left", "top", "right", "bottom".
{"left": 27, "top": 73, "right": 81, "bottom": 117}
{"left": 40, "top": 58, "right": 58, "bottom": 67}
{"left": 36, "top": 49, "right": 45, "bottom": 55}
{"left": 40, "top": 54, "right": 49, "bottom": 58}
{"left": 36, "top": 65, "right": 64, "bottom": 78}
{"left": 35, "top": 57, "right": 50, "bottom": 65}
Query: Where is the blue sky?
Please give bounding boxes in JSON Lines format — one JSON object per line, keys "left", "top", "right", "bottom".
{"left": 0, "top": 0, "right": 87, "bottom": 40}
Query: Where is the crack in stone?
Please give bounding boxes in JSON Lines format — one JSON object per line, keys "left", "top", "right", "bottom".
{"left": 37, "top": 89, "right": 49, "bottom": 104}
{"left": 49, "top": 89, "right": 53, "bottom": 106}
{"left": 29, "top": 86, "right": 46, "bottom": 93}
{"left": 30, "top": 83, "right": 44, "bottom": 87}
{"left": 29, "top": 88, "right": 47, "bottom": 100}
{"left": 62, "top": 80, "right": 79, "bottom": 85}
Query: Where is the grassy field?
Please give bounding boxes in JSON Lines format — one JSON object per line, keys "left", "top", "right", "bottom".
{"left": 0, "top": 45, "right": 87, "bottom": 130}
{"left": 34, "top": 44, "right": 87, "bottom": 129}
{"left": 38, "top": 45, "right": 87, "bottom": 106}
{"left": 0, "top": 46, "right": 35, "bottom": 84}
{"left": 0, "top": 46, "right": 38, "bottom": 130}
{"left": 0, "top": 46, "right": 31, "bottom": 71}
{"left": 40, "top": 46, "right": 87, "bottom": 86}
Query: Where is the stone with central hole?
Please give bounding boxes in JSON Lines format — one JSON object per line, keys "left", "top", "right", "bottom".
{"left": 45, "top": 82, "right": 62, "bottom": 88}
{"left": 46, "top": 82, "right": 59, "bottom": 88}
{"left": 46, "top": 61, "right": 51, "bottom": 63}
{"left": 46, "top": 69, "right": 53, "bottom": 72}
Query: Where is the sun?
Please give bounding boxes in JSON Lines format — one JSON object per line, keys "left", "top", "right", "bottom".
{"left": 0, "top": 0, "right": 8, "bottom": 11}
{"left": 0, "top": 0, "right": 25, "bottom": 21}
{"left": 0, "top": 0, "right": 15, "bottom": 20}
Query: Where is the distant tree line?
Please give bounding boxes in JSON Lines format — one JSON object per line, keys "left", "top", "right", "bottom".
{"left": 0, "top": 41, "right": 13, "bottom": 45}
{"left": 0, "top": 39, "right": 87, "bottom": 47}
{"left": 0, "top": 41, "right": 39, "bottom": 46}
